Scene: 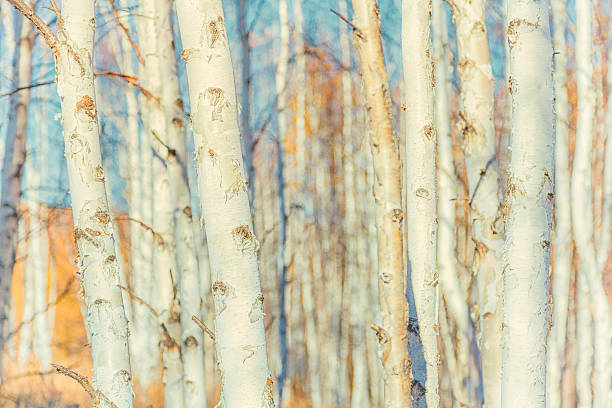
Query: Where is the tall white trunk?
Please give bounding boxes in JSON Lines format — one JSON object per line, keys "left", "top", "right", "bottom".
{"left": 546, "top": 1, "right": 571, "bottom": 407}
{"left": 452, "top": 1, "right": 503, "bottom": 405}
{"left": 174, "top": 1, "right": 274, "bottom": 407}
{"left": 53, "top": 0, "right": 134, "bottom": 405}
{"left": 121, "top": 0, "right": 159, "bottom": 389}
{"left": 402, "top": 0, "right": 440, "bottom": 405}
{"left": 503, "top": 0, "right": 554, "bottom": 405}
{"left": 351, "top": 1, "right": 412, "bottom": 405}
{"left": 572, "top": 2, "right": 612, "bottom": 406}
{"left": 155, "top": 0, "right": 208, "bottom": 406}
{"left": 433, "top": 0, "right": 475, "bottom": 404}
{"left": 137, "top": 1, "right": 185, "bottom": 405}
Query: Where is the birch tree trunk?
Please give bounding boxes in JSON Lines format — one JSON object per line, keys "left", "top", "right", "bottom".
{"left": 8, "top": 0, "right": 137, "bottom": 405}
{"left": 546, "top": 1, "right": 571, "bottom": 407}
{"left": 137, "top": 1, "right": 185, "bottom": 405}
{"left": 174, "top": 1, "right": 274, "bottom": 407}
{"left": 18, "top": 216, "right": 32, "bottom": 366}
{"left": 572, "top": 2, "right": 612, "bottom": 406}
{"left": 350, "top": 1, "right": 411, "bottom": 405}
{"left": 503, "top": 0, "right": 554, "bottom": 405}
{"left": 433, "top": 0, "right": 476, "bottom": 404}
{"left": 122, "top": 0, "right": 159, "bottom": 389}
{"left": 402, "top": 0, "right": 440, "bottom": 405}
{"left": 452, "top": 1, "right": 503, "bottom": 404}
{"left": 155, "top": 0, "right": 208, "bottom": 405}
{"left": 0, "top": 4, "right": 31, "bottom": 380}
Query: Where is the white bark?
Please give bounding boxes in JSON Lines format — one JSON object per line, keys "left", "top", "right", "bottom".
{"left": 155, "top": 0, "right": 208, "bottom": 405}
{"left": 351, "top": 1, "right": 411, "bottom": 405}
{"left": 54, "top": 1, "right": 134, "bottom": 406}
{"left": 453, "top": 1, "right": 503, "bottom": 404}
{"left": 575, "top": 272, "right": 593, "bottom": 408}
{"left": 433, "top": 0, "right": 475, "bottom": 404}
{"left": 122, "top": 0, "right": 159, "bottom": 388}
{"left": 503, "top": 0, "right": 554, "bottom": 406}
{"left": 546, "top": 2, "right": 570, "bottom": 407}
{"left": 402, "top": 0, "right": 440, "bottom": 406}
{"left": 174, "top": 1, "right": 274, "bottom": 407}
{"left": 137, "top": 1, "right": 185, "bottom": 405}
{"left": 572, "top": 2, "right": 612, "bottom": 406}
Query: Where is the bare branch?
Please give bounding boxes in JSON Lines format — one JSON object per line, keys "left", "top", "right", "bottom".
{"left": 113, "top": 215, "right": 164, "bottom": 244}
{"left": 192, "top": 315, "right": 216, "bottom": 342}
{"left": 108, "top": 0, "right": 146, "bottom": 66}
{"left": 95, "top": 70, "right": 158, "bottom": 102}
{"left": 117, "top": 285, "right": 159, "bottom": 317}
{"left": 6, "top": 0, "right": 59, "bottom": 56}
{"left": 330, "top": 8, "right": 363, "bottom": 37}
{"left": 51, "top": 364, "right": 119, "bottom": 408}
{"left": 0, "top": 80, "right": 54, "bottom": 97}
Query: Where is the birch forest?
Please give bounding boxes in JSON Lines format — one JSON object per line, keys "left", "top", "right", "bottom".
{"left": 0, "top": 0, "right": 611, "bottom": 407}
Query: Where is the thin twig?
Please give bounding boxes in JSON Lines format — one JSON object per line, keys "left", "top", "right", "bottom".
{"left": 51, "top": 364, "right": 120, "bottom": 408}
{"left": 117, "top": 285, "right": 159, "bottom": 317}
{"left": 95, "top": 70, "right": 158, "bottom": 102}
{"left": 108, "top": 0, "right": 146, "bottom": 66}
{"left": 0, "top": 80, "right": 55, "bottom": 97}
{"left": 6, "top": 0, "right": 59, "bottom": 56}
{"left": 192, "top": 315, "right": 216, "bottom": 342}
{"left": 330, "top": 8, "right": 362, "bottom": 36}
{"left": 113, "top": 215, "right": 164, "bottom": 244}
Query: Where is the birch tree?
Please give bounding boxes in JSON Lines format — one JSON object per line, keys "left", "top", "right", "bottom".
{"left": 137, "top": 1, "right": 185, "bottom": 405}
{"left": 546, "top": 1, "right": 571, "bottom": 406}
{"left": 350, "top": 1, "right": 411, "bottom": 405}
{"left": 154, "top": 0, "right": 208, "bottom": 405}
{"left": 433, "top": 0, "right": 477, "bottom": 404}
{"left": 7, "top": 1, "right": 134, "bottom": 406}
{"left": 402, "top": 0, "right": 440, "bottom": 405}
{"left": 451, "top": 0, "right": 503, "bottom": 404}
{"left": 174, "top": 1, "right": 274, "bottom": 406}
{"left": 572, "top": 2, "right": 612, "bottom": 406}
{"left": 503, "top": 0, "right": 554, "bottom": 406}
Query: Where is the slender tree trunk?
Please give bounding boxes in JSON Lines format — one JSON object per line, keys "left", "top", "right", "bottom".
{"left": 9, "top": 0, "right": 137, "bottom": 405}
{"left": 503, "top": 0, "right": 554, "bottom": 405}
{"left": 0, "top": 3, "right": 31, "bottom": 380}
{"left": 174, "top": 1, "right": 274, "bottom": 406}
{"left": 402, "top": 0, "right": 440, "bottom": 405}
{"left": 155, "top": 0, "right": 208, "bottom": 406}
{"left": 138, "top": 1, "right": 186, "bottom": 405}
{"left": 547, "top": 1, "right": 571, "bottom": 407}
{"left": 433, "top": 0, "right": 476, "bottom": 404}
{"left": 350, "top": 1, "right": 411, "bottom": 406}
{"left": 452, "top": 1, "right": 503, "bottom": 405}
{"left": 121, "top": 0, "right": 159, "bottom": 389}
{"left": 572, "top": 2, "right": 612, "bottom": 406}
